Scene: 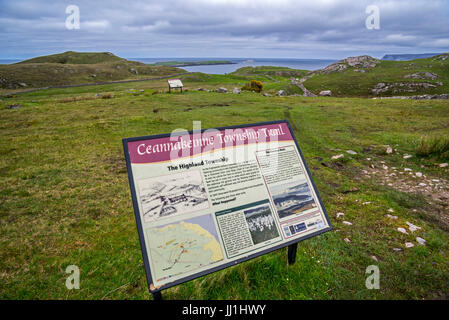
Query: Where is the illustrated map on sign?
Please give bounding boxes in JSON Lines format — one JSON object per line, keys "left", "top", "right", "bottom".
{"left": 147, "top": 214, "right": 224, "bottom": 281}
{"left": 138, "top": 170, "right": 209, "bottom": 222}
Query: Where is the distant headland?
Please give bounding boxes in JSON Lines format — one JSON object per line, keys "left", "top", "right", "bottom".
{"left": 149, "top": 60, "right": 237, "bottom": 67}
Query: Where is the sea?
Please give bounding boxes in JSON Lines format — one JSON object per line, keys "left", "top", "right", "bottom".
{"left": 0, "top": 57, "right": 337, "bottom": 74}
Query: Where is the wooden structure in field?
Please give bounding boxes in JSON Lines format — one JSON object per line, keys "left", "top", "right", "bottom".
{"left": 168, "top": 79, "right": 183, "bottom": 93}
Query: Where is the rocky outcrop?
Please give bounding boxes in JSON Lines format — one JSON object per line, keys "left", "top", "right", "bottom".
{"left": 433, "top": 53, "right": 449, "bottom": 61}
{"left": 373, "top": 94, "right": 449, "bottom": 100}
{"left": 404, "top": 72, "right": 438, "bottom": 80}
{"left": 319, "top": 55, "right": 379, "bottom": 75}
{"left": 372, "top": 82, "right": 441, "bottom": 95}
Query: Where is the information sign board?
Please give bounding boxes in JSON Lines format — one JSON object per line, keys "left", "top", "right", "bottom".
{"left": 123, "top": 120, "right": 332, "bottom": 293}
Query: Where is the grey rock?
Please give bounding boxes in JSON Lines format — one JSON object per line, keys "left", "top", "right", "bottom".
{"left": 331, "top": 154, "right": 344, "bottom": 160}
{"left": 232, "top": 87, "right": 241, "bottom": 94}
{"left": 277, "top": 90, "right": 286, "bottom": 96}
{"left": 404, "top": 72, "right": 438, "bottom": 80}
{"left": 319, "top": 90, "right": 332, "bottom": 96}
{"left": 5, "top": 104, "right": 22, "bottom": 109}
{"left": 416, "top": 237, "right": 426, "bottom": 245}
{"left": 217, "top": 87, "right": 228, "bottom": 93}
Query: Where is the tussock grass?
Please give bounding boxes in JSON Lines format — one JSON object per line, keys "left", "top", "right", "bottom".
{"left": 416, "top": 136, "right": 449, "bottom": 159}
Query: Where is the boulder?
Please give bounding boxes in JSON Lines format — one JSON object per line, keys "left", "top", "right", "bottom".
{"left": 319, "top": 90, "right": 332, "bottom": 96}
{"left": 217, "top": 87, "right": 228, "bottom": 93}
{"left": 277, "top": 90, "right": 286, "bottom": 96}
{"left": 331, "top": 154, "right": 344, "bottom": 160}
{"left": 416, "top": 237, "right": 426, "bottom": 245}
{"left": 5, "top": 104, "right": 22, "bottom": 109}
{"left": 232, "top": 88, "right": 241, "bottom": 94}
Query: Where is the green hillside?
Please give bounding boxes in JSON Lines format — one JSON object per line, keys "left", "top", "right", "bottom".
{"left": 17, "top": 51, "right": 126, "bottom": 65}
{"left": 0, "top": 52, "right": 184, "bottom": 90}
{"left": 231, "top": 65, "right": 307, "bottom": 78}
{"left": 303, "top": 54, "right": 449, "bottom": 97}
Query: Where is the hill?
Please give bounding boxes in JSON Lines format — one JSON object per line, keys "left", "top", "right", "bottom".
{"left": 302, "top": 54, "right": 449, "bottom": 97}
{"left": 0, "top": 51, "right": 184, "bottom": 90}
{"left": 382, "top": 53, "right": 442, "bottom": 61}
{"left": 17, "top": 51, "right": 126, "bottom": 65}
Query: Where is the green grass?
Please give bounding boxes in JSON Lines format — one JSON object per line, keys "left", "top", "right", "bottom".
{"left": 0, "top": 77, "right": 448, "bottom": 300}
{"left": 178, "top": 69, "right": 305, "bottom": 95}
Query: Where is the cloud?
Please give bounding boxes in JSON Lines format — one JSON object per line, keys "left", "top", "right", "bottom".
{"left": 0, "top": 0, "right": 448, "bottom": 59}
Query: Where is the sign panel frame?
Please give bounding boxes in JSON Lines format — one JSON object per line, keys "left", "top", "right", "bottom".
{"left": 167, "top": 79, "right": 183, "bottom": 88}
{"left": 122, "top": 120, "right": 332, "bottom": 294}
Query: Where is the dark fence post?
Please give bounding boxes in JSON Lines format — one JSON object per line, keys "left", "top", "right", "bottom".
{"left": 287, "top": 243, "right": 298, "bottom": 265}
{"left": 152, "top": 291, "right": 162, "bottom": 300}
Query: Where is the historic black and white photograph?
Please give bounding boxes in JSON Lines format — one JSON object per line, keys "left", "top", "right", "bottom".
{"left": 138, "top": 170, "right": 209, "bottom": 222}
{"left": 270, "top": 179, "right": 317, "bottom": 219}
{"left": 244, "top": 204, "right": 280, "bottom": 245}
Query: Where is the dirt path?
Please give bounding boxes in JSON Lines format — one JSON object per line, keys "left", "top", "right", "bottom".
{"left": 291, "top": 75, "right": 317, "bottom": 97}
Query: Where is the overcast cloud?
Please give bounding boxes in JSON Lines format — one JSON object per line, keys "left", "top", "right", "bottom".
{"left": 1, "top": 0, "right": 448, "bottom": 59}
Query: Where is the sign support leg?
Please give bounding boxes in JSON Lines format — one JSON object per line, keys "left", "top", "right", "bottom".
{"left": 152, "top": 291, "right": 162, "bottom": 300}
{"left": 288, "top": 243, "right": 298, "bottom": 265}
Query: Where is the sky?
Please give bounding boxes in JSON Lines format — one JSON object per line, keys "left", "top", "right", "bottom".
{"left": 1, "top": 0, "right": 449, "bottom": 59}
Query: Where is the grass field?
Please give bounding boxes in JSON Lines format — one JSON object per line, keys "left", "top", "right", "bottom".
{"left": 0, "top": 76, "right": 448, "bottom": 300}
